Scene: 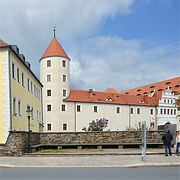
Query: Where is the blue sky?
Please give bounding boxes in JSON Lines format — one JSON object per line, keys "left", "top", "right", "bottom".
{"left": 0, "top": 0, "right": 179, "bottom": 91}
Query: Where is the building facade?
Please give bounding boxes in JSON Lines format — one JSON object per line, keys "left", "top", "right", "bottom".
{"left": 0, "top": 39, "right": 43, "bottom": 143}
{"left": 40, "top": 37, "right": 179, "bottom": 133}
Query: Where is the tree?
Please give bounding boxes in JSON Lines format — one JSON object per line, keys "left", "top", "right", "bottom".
{"left": 82, "top": 118, "right": 109, "bottom": 132}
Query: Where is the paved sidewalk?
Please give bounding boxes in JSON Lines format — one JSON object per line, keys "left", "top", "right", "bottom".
{"left": 0, "top": 153, "right": 179, "bottom": 168}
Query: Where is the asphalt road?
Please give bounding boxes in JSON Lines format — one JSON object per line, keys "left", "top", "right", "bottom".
{"left": 0, "top": 167, "right": 179, "bottom": 180}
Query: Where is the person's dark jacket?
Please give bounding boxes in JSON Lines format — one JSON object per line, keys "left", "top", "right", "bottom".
{"left": 162, "top": 132, "right": 173, "bottom": 146}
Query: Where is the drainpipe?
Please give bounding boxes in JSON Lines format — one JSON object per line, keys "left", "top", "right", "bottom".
{"left": 8, "top": 48, "right": 12, "bottom": 131}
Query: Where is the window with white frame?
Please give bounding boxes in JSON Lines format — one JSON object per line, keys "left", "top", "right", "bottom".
{"left": 47, "top": 60, "right": 51, "bottom": 67}
{"left": 63, "top": 89, "right": 67, "bottom": 97}
{"left": 61, "top": 104, "right": 66, "bottom": 111}
{"left": 31, "top": 107, "right": 34, "bottom": 120}
{"left": 150, "top": 109, "right": 153, "bottom": 115}
{"left": 13, "top": 96, "right": 17, "bottom": 116}
{"left": 47, "top": 123, "right": 52, "bottom": 131}
{"left": 62, "top": 60, "right": 66, "bottom": 67}
{"left": 31, "top": 81, "right": 33, "bottom": 94}
{"left": 34, "top": 85, "right": 36, "bottom": 97}
{"left": 47, "top": 89, "right": 51, "bottom": 97}
{"left": 130, "top": 108, "right": 134, "bottom": 114}
{"left": 77, "top": 105, "right": 81, "bottom": 112}
{"left": 18, "top": 99, "right": 22, "bottom": 116}
{"left": 38, "top": 89, "right": 40, "bottom": 100}
{"left": 47, "top": 74, "right": 51, "bottom": 82}
{"left": 12, "top": 62, "right": 16, "bottom": 80}
{"left": 117, "top": 107, "right": 120, "bottom": 113}
{"left": 22, "top": 71, "right": 25, "bottom": 87}
{"left": 37, "top": 110, "right": 39, "bottom": 122}
{"left": 63, "top": 75, "right": 66, "bottom": 82}
{"left": 47, "top": 104, "right": 52, "bottom": 111}
{"left": 36, "top": 87, "right": 38, "bottom": 98}
{"left": 17, "top": 67, "right": 20, "bottom": 84}
{"left": 94, "top": 105, "right": 98, "bottom": 113}
{"left": 27, "top": 78, "right": 30, "bottom": 92}
{"left": 39, "top": 111, "right": 41, "bottom": 123}
{"left": 63, "top": 123, "right": 68, "bottom": 131}
{"left": 137, "top": 108, "right": 141, "bottom": 114}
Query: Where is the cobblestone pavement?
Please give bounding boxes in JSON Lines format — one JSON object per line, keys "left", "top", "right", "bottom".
{"left": 0, "top": 154, "right": 179, "bottom": 168}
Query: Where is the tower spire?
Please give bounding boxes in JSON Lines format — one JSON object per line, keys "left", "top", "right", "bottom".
{"left": 53, "top": 26, "right": 56, "bottom": 38}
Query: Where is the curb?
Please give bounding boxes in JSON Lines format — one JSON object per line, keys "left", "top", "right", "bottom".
{"left": 0, "top": 163, "right": 180, "bottom": 168}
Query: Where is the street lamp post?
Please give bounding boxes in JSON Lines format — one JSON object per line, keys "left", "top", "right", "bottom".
{"left": 26, "top": 105, "right": 32, "bottom": 153}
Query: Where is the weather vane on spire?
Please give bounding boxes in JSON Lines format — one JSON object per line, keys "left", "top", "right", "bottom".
{"left": 53, "top": 26, "right": 56, "bottom": 38}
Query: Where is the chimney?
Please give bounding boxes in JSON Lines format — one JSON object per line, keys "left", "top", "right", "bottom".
{"left": 89, "top": 89, "right": 93, "bottom": 97}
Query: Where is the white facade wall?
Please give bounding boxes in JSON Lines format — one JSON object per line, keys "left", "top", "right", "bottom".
{"left": 40, "top": 56, "right": 70, "bottom": 132}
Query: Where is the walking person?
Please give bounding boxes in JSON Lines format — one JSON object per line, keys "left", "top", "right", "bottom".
{"left": 176, "top": 130, "right": 180, "bottom": 155}
{"left": 162, "top": 129, "right": 173, "bottom": 156}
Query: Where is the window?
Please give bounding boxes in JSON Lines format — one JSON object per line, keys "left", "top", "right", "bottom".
{"left": 17, "top": 67, "right": 20, "bottom": 83}
{"left": 94, "top": 106, "right": 98, "bottom": 113}
{"left": 130, "top": 108, "right": 133, "bottom": 114}
{"left": 171, "top": 109, "right": 173, "bottom": 115}
{"left": 77, "top": 105, "right": 81, "bottom": 112}
{"left": 63, "top": 89, "right": 66, "bottom": 97}
{"left": 161, "top": 109, "right": 163, "bottom": 114}
{"left": 47, "top": 124, "right": 51, "bottom": 131}
{"left": 47, "top": 74, "right": 51, "bottom": 82}
{"left": 39, "top": 89, "right": 40, "bottom": 100}
{"left": 39, "top": 111, "right": 41, "bottom": 123}
{"left": 164, "top": 109, "right": 166, "bottom": 114}
{"left": 12, "top": 62, "right": 16, "bottom": 80}
{"left": 22, "top": 72, "right": 25, "bottom": 87}
{"left": 61, "top": 104, "right": 66, "bottom": 111}
{"left": 167, "top": 109, "right": 169, "bottom": 114}
{"left": 63, "top": 75, "right": 66, "bottom": 82}
{"left": 117, "top": 107, "right": 120, "bottom": 113}
{"left": 31, "top": 81, "right": 33, "bottom": 94}
{"left": 167, "top": 100, "right": 169, "bottom": 104}
{"left": 37, "top": 110, "right": 39, "bottom": 122}
{"left": 150, "top": 109, "right": 153, "bottom": 115}
{"left": 36, "top": 87, "right": 38, "bottom": 98}
{"left": 137, "top": 108, "right": 140, "bottom": 114}
{"left": 164, "top": 99, "right": 166, "bottom": 103}
{"left": 174, "top": 109, "right": 176, "bottom": 115}
{"left": 62, "top": 60, "right": 66, "bottom": 67}
{"left": 47, "top": 104, "right": 51, "bottom": 111}
{"left": 34, "top": 85, "right": 36, "bottom": 97}
{"left": 27, "top": 78, "right": 30, "bottom": 92}
{"left": 63, "top": 123, "right": 67, "bottom": 131}
{"left": 47, "top": 89, "right": 51, "bottom": 96}
{"left": 13, "top": 96, "right": 17, "bottom": 116}
{"left": 47, "top": 60, "right": 51, "bottom": 67}
{"left": 18, "top": 99, "right": 22, "bottom": 116}
{"left": 171, "top": 100, "right": 173, "bottom": 104}
{"left": 31, "top": 107, "right": 34, "bottom": 120}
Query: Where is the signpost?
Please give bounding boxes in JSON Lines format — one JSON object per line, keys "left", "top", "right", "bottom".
{"left": 142, "top": 121, "right": 146, "bottom": 162}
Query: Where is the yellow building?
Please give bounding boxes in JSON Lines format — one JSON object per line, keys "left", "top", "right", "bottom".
{"left": 0, "top": 39, "right": 43, "bottom": 144}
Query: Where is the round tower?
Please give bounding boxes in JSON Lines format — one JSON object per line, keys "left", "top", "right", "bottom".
{"left": 40, "top": 37, "right": 70, "bottom": 132}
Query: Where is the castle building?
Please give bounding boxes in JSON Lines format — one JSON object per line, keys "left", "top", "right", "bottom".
{"left": 0, "top": 39, "right": 43, "bottom": 143}
{"left": 40, "top": 36, "right": 179, "bottom": 132}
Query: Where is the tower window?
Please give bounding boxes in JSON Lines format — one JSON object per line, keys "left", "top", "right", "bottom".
{"left": 63, "top": 123, "right": 67, "bottom": 131}
{"left": 63, "top": 75, "right": 66, "bottom": 82}
{"left": 47, "top": 124, "right": 52, "bottom": 131}
{"left": 62, "top": 60, "right": 66, "bottom": 67}
{"left": 61, "top": 104, "right": 66, "bottom": 111}
{"left": 47, "top": 60, "right": 51, "bottom": 67}
{"left": 47, "top": 89, "right": 51, "bottom": 96}
{"left": 47, "top": 74, "right": 51, "bottom": 82}
{"left": 47, "top": 104, "right": 51, "bottom": 111}
{"left": 63, "top": 89, "right": 67, "bottom": 97}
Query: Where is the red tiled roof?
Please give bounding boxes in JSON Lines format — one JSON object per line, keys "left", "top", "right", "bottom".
{"left": 41, "top": 37, "right": 69, "bottom": 60}
{"left": 119, "top": 77, "right": 180, "bottom": 97}
{"left": 0, "top": 39, "right": 9, "bottom": 47}
{"left": 105, "top": 88, "right": 118, "bottom": 94}
{"left": 64, "top": 89, "right": 159, "bottom": 106}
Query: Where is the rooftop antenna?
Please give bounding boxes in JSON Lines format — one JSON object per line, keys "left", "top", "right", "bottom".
{"left": 53, "top": 26, "right": 56, "bottom": 38}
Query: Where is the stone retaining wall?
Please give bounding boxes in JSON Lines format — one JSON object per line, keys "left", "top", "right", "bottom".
{"left": 0, "top": 130, "right": 165, "bottom": 156}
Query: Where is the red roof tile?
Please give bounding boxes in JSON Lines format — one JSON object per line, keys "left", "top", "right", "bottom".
{"left": 41, "top": 37, "right": 69, "bottom": 60}
{"left": 64, "top": 89, "right": 159, "bottom": 106}
{"left": 105, "top": 88, "right": 118, "bottom": 94}
{"left": 119, "top": 77, "right": 180, "bottom": 98}
{"left": 0, "top": 39, "right": 9, "bottom": 47}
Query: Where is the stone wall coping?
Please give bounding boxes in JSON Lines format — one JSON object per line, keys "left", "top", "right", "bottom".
{"left": 8, "top": 130, "right": 165, "bottom": 134}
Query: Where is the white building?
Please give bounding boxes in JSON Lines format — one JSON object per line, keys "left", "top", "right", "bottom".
{"left": 40, "top": 36, "right": 180, "bottom": 132}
